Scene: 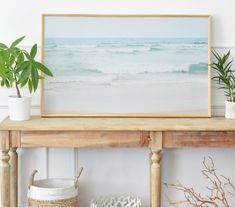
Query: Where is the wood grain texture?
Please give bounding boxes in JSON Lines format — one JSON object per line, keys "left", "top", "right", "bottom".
{"left": 163, "top": 131, "right": 235, "bottom": 148}
{"left": 149, "top": 132, "right": 162, "bottom": 149}
{"left": 9, "top": 148, "right": 17, "bottom": 207}
{"left": 10, "top": 131, "right": 20, "bottom": 148}
{"left": 2, "top": 116, "right": 235, "bottom": 131}
{"left": 0, "top": 131, "right": 10, "bottom": 207}
{"left": 0, "top": 131, "right": 9, "bottom": 151}
{"left": 21, "top": 131, "right": 150, "bottom": 148}
{"left": 0, "top": 150, "right": 10, "bottom": 207}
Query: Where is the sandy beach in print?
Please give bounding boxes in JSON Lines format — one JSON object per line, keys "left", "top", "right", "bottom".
{"left": 43, "top": 16, "right": 209, "bottom": 115}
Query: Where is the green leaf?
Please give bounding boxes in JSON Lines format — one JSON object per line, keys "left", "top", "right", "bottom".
{"left": 0, "top": 43, "right": 7, "bottom": 49}
{"left": 5, "top": 79, "right": 10, "bottom": 87}
{"left": 212, "top": 50, "right": 221, "bottom": 62}
{"left": 10, "top": 36, "right": 25, "bottom": 48}
{"left": 28, "top": 79, "right": 33, "bottom": 93}
{"left": 15, "top": 61, "right": 30, "bottom": 74}
{"left": 0, "top": 80, "right": 4, "bottom": 86}
{"left": 0, "top": 53, "right": 5, "bottom": 70}
{"left": 10, "top": 47, "right": 20, "bottom": 59}
{"left": 17, "top": 52, "right": 24, "bottom": 66}
{"left": 222, "top": 50, "right": 231, "bottom": 64}
{"left": 20, "top": 78, "right": 28, "bottom": 88}
{"left": 17, "top": 64, "right": 31, "bottom": 84}
{"left": 1, "top": 49, "right": 9, "bottom": 60}
{"left": 8, "top": 55, "right": 15, "bottom": 67}
{"left": 35, "top": 62, "right": 53, "bottom": 76}
{"left": 24, "top": 51, "right": 31, "bottom": 61}
{"left": 30, "top": 44, "right": 37, "bottom": 58}
{"left": 31, "top": 63, "right": 39, "bottom": 91}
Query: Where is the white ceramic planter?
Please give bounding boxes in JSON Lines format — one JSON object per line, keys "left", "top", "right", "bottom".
{"left": 225, "top": 100, "right": 235, "bottom": 119}
{"left": 8, "top": 96, "right": 32, "bottom": 121}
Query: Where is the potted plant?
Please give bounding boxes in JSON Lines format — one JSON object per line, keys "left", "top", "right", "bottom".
{"left": 0, "top": 36, "right": 53, "bottom": 121}
{"left": 212, "top": 50, "right": 235, "bottom": 119}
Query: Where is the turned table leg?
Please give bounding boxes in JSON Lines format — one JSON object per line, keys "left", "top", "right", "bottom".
{"left": 149, "top": 132, "right": 163, "bottom": 207}
{"left": 150, "top": 148, "right": 162, "bottom": 207}
{"left": 9, "top": 148, "right": 18, "bottom": 207}
{"left": 0, "top": 131, "right": 10, "bottom": 207}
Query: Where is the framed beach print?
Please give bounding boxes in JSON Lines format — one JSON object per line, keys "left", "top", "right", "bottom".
{"left": 41, "top": 14, "right": 211, "bottom": 117}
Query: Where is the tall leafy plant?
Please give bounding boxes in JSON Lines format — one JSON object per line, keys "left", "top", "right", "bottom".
{"left": 0, "top": 36, "right": 53, "bottom": 98}
{"left": 212, "top": 50, "right": 235, "bottom": 102}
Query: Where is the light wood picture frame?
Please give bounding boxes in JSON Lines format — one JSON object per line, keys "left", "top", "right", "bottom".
{"left": 41, "top": 14, "right": 211, "bottom": 117}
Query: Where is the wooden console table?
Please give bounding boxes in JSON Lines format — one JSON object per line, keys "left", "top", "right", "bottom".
{"left": 1, "top": 116, "right": 235, "bottom": 207}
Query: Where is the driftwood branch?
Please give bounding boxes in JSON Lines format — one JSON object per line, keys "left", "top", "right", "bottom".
{"left": 164, "top": 157, "right": 235, "bottom": 207}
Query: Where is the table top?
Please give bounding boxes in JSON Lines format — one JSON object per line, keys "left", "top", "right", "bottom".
{"left": 1, "top": 116, "right": 235, "bottom": 131}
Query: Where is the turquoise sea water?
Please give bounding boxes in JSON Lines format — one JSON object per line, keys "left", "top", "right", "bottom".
{"left": 44, "top": 37, "right": 208, "bottom": 87}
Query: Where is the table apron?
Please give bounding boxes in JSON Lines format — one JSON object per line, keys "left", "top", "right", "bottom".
{"left": 9, "top": 130, "right": 235, "bottom": 148}
{"left": 163, "top": 131, "right": 235, "bottom": 148}
{"left": 20, "top": 131, "right": 150, "bottom": 148}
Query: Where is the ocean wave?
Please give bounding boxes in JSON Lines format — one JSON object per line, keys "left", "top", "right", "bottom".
{"left": 189, "top": 62, "right": 208, "bottom": 73}
{"left": 45, "top": 74, "right": 116, "bottom": 86}
{"left": 44, "top": 71, "right": 206, "bottom": 90}
{"left": 45, "top": 44, "right": 98, "bottom": 49}
{"left": 107, "top": 47, "right": 151, "bottom": 53}
{"left": 45, "top": 46, "right": 153, "bottom": 54}
{"left": 51, "top": 62, "right": 208, "bottom": 77}
{"left": 159, "top": 43, "right": 207, "bottom": 49}
{"left": 194, "top": 41, "right": 207, "bottom": 45}
{"left": 53, "top": 68, "right": 105, "bottom": 75}
{"left": 45, "top": 41, "right": 207, "bottom": 54}
{"left": 59, "top": 44, "right": 98, "bottom": 49}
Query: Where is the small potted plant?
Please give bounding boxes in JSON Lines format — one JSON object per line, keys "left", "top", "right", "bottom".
{"left": 0, "top": 36, "right": 53, "bottom": 121}
{"left": 212, "top": 50, "right": 235, "bottom": 119}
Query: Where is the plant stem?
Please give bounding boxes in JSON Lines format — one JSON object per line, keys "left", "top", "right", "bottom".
{"left": 13, "top": 73, "right": 21, "bottom": 98}
{"left": 15, "top": 81, "right": 21, "bottom": 98}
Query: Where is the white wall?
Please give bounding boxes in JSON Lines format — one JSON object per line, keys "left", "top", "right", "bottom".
{"left": 1, "top": 0, "right": 235, "bottom": 206}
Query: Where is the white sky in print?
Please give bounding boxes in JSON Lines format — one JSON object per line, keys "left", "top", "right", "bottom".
{"left": 44, "top": 16, "right": 208, "bottom": 39}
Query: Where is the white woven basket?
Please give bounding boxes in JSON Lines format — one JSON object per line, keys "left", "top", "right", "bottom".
{"left": 27, "top": 168, "right": 83, "bottom": 207}
{"left": 91, "top": 196, "right": 142, "bottom": 207}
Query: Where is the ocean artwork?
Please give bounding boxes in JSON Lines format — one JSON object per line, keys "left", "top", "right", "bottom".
{"left": 42, "top": 15, "right": 211, "bottom": 116}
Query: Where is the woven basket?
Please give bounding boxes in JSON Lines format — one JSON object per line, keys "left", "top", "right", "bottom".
{"left": 27, "top": 168, "right": 83, "bottom": 207}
